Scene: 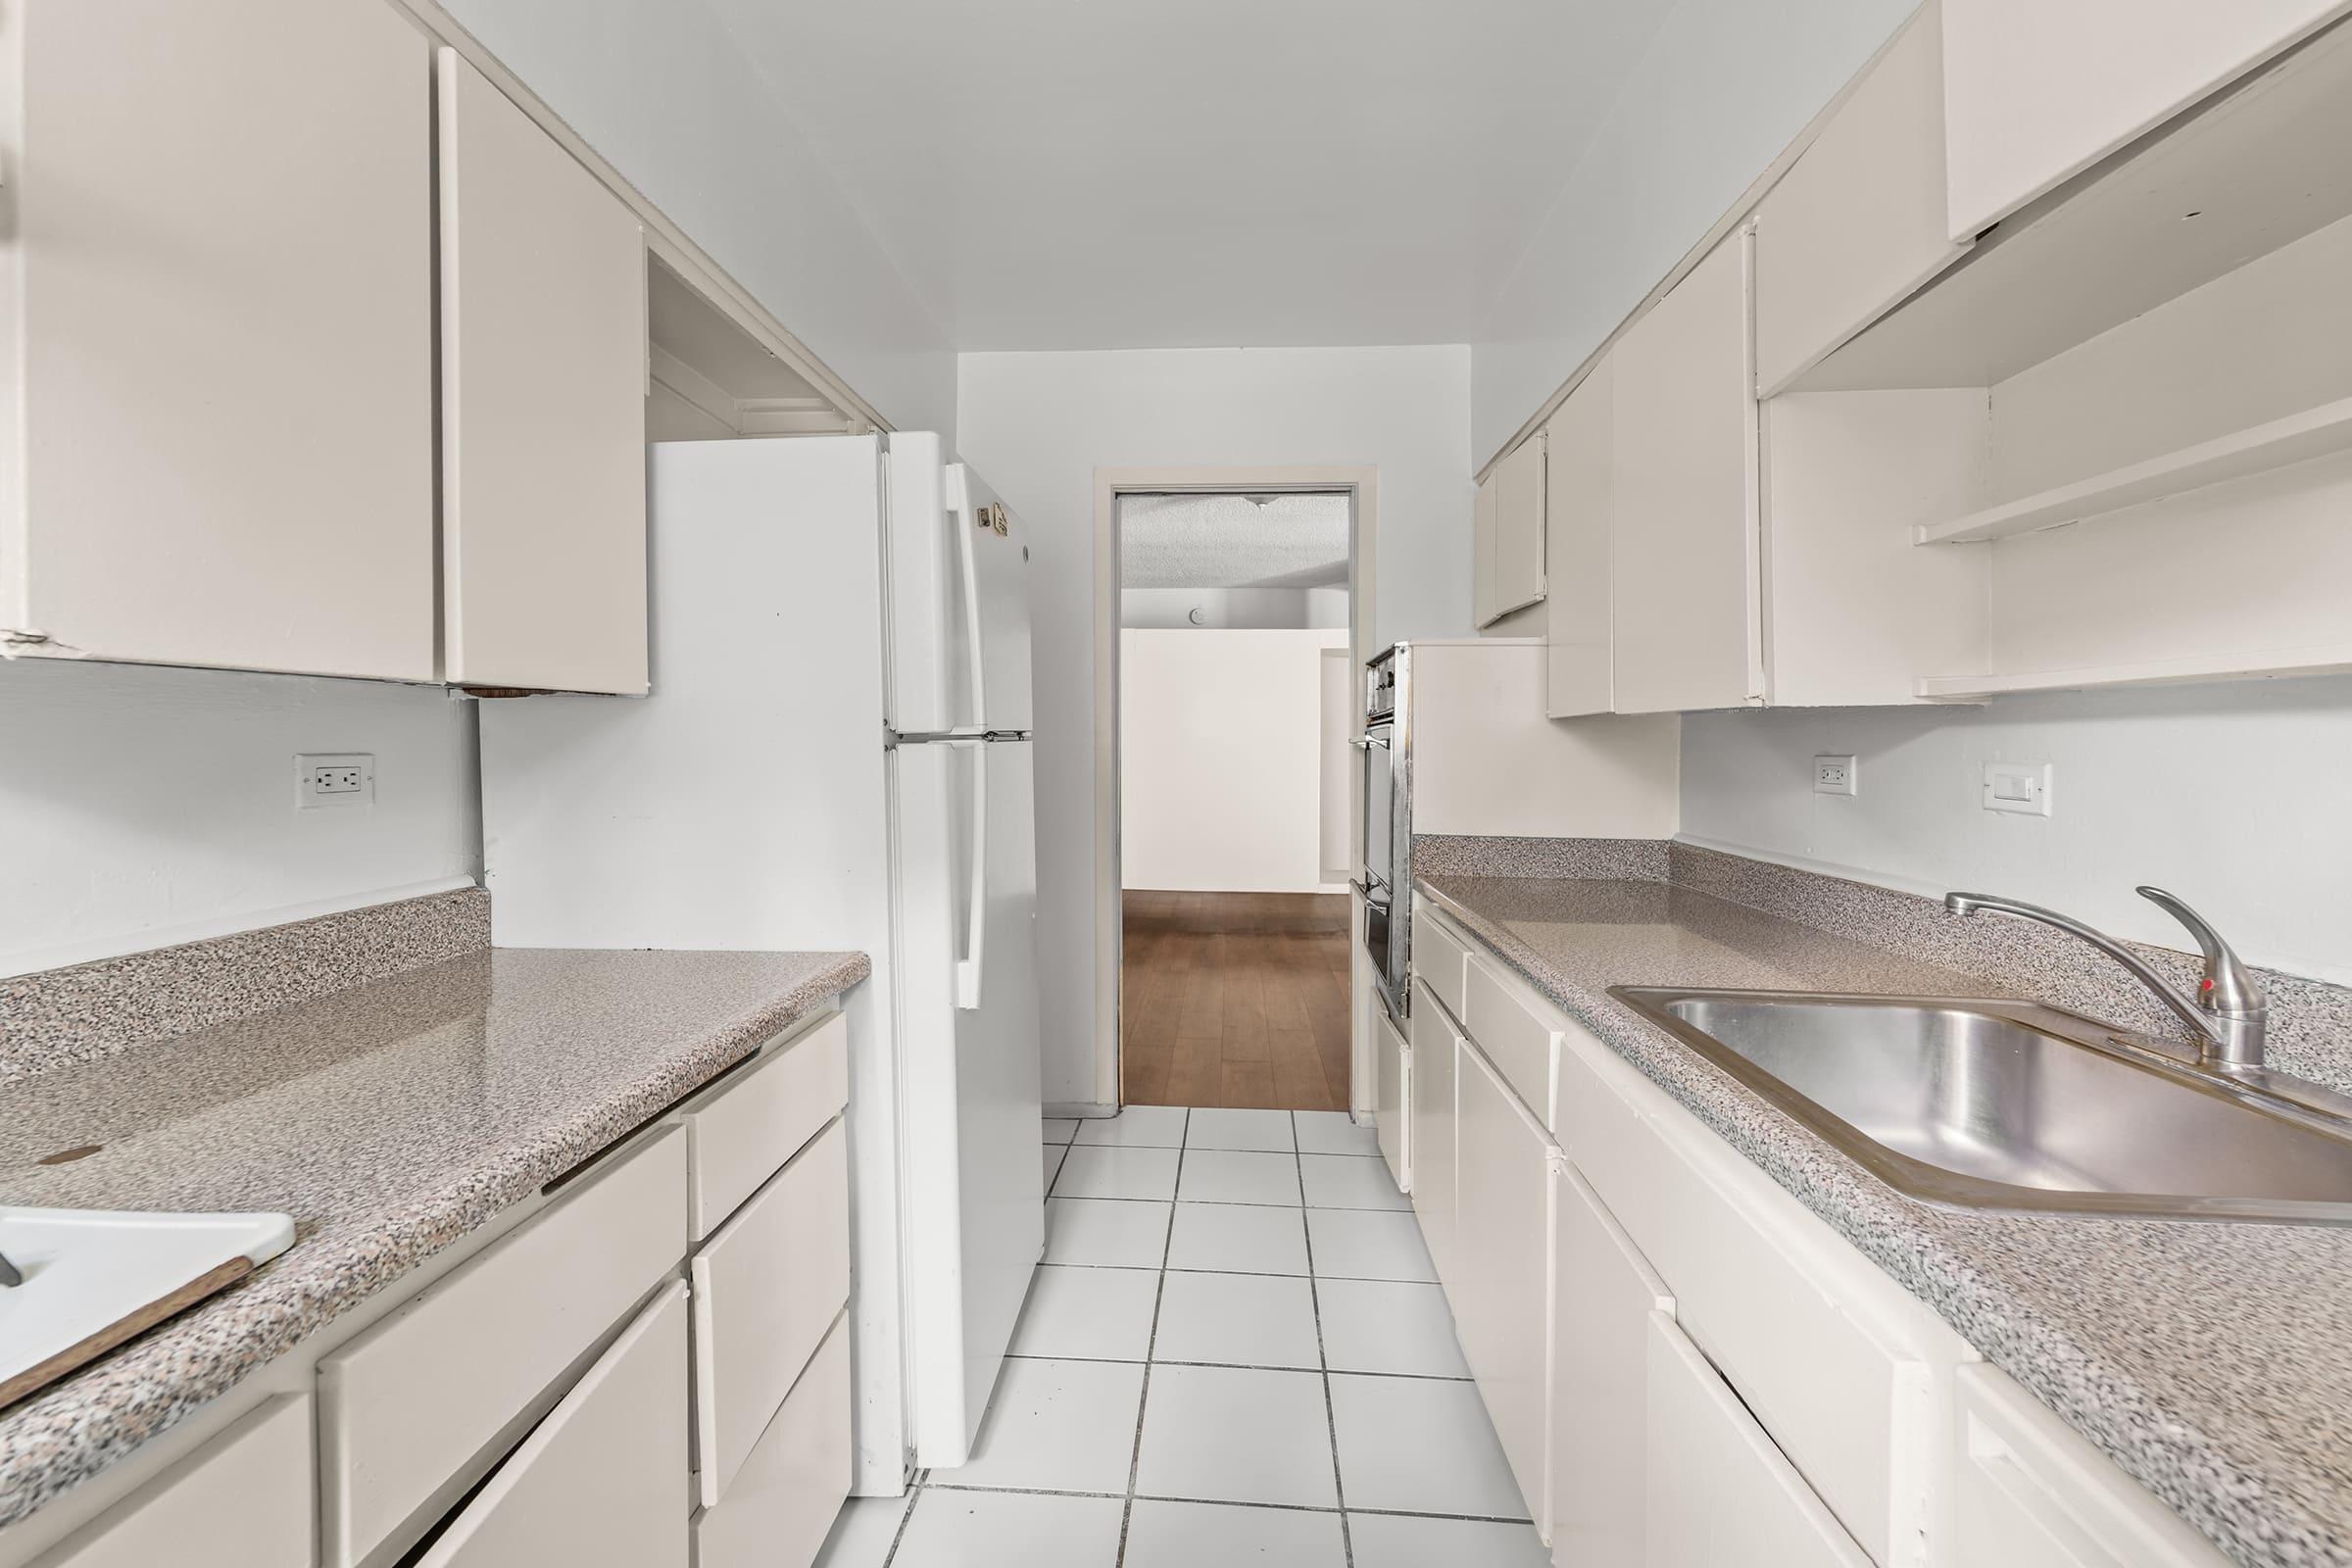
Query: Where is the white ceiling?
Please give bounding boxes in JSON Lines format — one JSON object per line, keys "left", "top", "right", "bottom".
{"left": 700, "top": 0, "right": 1673, "bottom": 350}
{"left": 1119, "top": 493, "right": 1350, "bottom": 589}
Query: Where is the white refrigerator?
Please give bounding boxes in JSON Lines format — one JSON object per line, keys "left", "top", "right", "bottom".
{"left": 477, "top": 431, "right": 1043, "bottom": 1491}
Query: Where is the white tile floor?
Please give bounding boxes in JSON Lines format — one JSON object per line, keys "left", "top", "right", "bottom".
{"left": 815, "top": 1108, "right": 1547, "bottom": 1568}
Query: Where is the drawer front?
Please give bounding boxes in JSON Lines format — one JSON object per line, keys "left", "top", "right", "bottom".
{"left": 1549, "top": 1168, "right": 1672, "bottom": 1568}
{"left": 1461, "top": 953, "right": 1560, "bottom": 1131}
{"left": 1375, "top": 1004, "right": 1411, "bottom": 1193}
{"left": 320, "top": 1124, "right": 687, "bottom": 1568}
{"left": 1452, "top": 1043, "right": 1556, "bottom": 1533}
{"left": 1562, "top": 1029, "right": 1960, "bottom": 1566}
{"left": 40, "top": 1395, "right": 314, "bottom": 1568}
{"left": 416, "top": 1282, "right": 691, "bottom": 1568}
{"left": 1407, "top": 979, "right": 1460, "bottom": 1287}
{"left": 692, "top": 1118, "right": 851, "bottom": 1509}
{"left": 1411, "top": 903, "right": 1471, "bottom": 1022}
{"left": 1645, "top": 1312, "right": 1873, "bottom": 1568}
{"left": 680, "top": 1011, "right": 849, "bottom": 1242}
{"left": 692, "top": 1313, "right": 853, "bottom": 1568}
{"left": 1951, "top": 1365, "right": 2229, "bottom": 1568}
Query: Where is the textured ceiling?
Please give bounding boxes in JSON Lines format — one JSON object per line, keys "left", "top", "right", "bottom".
{"left": 1119, "top": 493, "right": 1349, "bottom": 589}
{"left": 700, "top": 0, "right": 1674, "bottom": 349}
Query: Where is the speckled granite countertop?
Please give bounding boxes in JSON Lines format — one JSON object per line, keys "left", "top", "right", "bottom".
{"left": 0, "top": 945, "right": 868, "bottom": 1530}
{"left": 1417, "top": 871, "right": 2352, "bottom": 1568}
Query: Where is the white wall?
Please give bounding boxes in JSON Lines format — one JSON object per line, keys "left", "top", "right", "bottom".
{"left": 957, "top": 344, "right": 1471, "bottom": 1102}
{"left": 439, "top": 0, "right": 956, "bottom": 439}
{"left": 1120, "top": 587, "right": 1348, "bottom": 630}
{"left": 1120, "top": 628, "right": 1349, "bottom": 894}
{"left": 1680, "top": 678, "right": 2352, "bottom": 985}
{"left": 1470, "top": 0, "right": 1916, "bottom": 466}
{"left": 0, "top": 660, "right": 479, "bottom": 978}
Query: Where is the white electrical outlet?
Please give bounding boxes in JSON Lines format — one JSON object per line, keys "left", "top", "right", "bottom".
{"left": 1983, "top": 760, "right": 2051, "bottom": 816}
{"left": 297, "top": 753, "right": 374, "bottom": 809}
{"left": 1813, "top": 755, "right": 1858, "bottom": 796}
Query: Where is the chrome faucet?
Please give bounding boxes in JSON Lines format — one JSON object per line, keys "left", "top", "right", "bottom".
{"left": 1943, "top": 887, "right": 2268, "bottom": 1070}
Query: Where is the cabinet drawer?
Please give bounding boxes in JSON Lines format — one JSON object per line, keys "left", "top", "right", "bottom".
{"left": 1407, "top": 979, "right": 1460, "bottom": 1287}
{"left": 676, "top": 1011, "right": 849, "bottom": 1241}
{"left": 38, "top": 1396, "right": 314, "bottom": 1568}
{"left": 1951, "top": 1365, "right": 2229, "bottom": 1568}
{"left": 1561, "top": 1030, "right": 1963, "bottom": 1566}
{"left": 415, "top": 1282, "right": 690, "bottom": 1568}
{"left": 692, "top": 1313, "right": 853, "bottom": 1568}
{"left": 692, "top": 1119, "right": 850, "bottom": 1509}
{"left": 320, "top": 1124, "right": 687, "bottom": 1568}
{"left": 1452, "top": 1044, "right": 1556, "bottom": 1533}
{"left": 1645, "top": 1312, "right": 1873, "bottom": 1568}
{"left": 1461, "top": 954, "right": 1560, "bottom": 1132}
{"left": 1411, "top": 906, "right": 1470, "bottom": 1022}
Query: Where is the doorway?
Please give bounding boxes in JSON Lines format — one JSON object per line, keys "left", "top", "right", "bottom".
{"left": 1100, "top": 481, "right": 1372, "bottom": 1112}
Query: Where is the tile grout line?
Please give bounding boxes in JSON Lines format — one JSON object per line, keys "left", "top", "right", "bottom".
{"left": 1111, "top": 1106, "right": 1185, "bottom": 1567}
{"left": 1298, "top": 1107, "right": 1356, "bottom": 1568}
{"left": 917, "top": 1478, "right": 1534, "bottom": 1526}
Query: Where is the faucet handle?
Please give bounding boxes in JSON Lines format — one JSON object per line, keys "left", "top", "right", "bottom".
{"left": 2135, "top": 887, "right": 2265, "bottom": 1017}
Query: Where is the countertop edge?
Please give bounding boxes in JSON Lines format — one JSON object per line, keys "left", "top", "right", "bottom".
{"left": 1412, "top": 876, "right": 2325, "bottom": 1568}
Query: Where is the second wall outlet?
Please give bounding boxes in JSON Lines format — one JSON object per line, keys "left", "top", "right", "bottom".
{"left": 298, "top": 753, "right": 375, "bottom": 809}
{"left": 1813, "top": 755, "right": 1858, "bottom": 796}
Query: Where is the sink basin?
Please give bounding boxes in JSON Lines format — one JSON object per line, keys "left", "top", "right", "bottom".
{"left": 1, "top": 1207, "right": 295, "bottom": 1407}
{"left": 1608, "top": 988, "right": 2352, "bottom": 1224}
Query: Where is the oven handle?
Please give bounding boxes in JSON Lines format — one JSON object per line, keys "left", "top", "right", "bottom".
{"left": 1349, "top": 875, "right": 1390, "bottom": 904}
{"left": 1350, "top": 734, "right": 1390, "bottom": 751}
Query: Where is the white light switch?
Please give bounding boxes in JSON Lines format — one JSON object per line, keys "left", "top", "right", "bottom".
{"left": 1982, "top": 760, "right": 2051, "bottom": 816}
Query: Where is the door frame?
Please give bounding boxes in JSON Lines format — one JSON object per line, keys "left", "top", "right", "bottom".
{"left": 1089, "top": 465, "right": 1380, "bottom": 1118}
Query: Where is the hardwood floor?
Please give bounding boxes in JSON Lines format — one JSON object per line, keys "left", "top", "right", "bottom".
{"left": 1120, "top": 890, "right": 1353, "bottom": 1112}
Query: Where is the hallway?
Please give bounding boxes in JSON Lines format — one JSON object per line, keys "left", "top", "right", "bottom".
{"left": 1119, "top": 892, "right": 1352, "bottom": 1112}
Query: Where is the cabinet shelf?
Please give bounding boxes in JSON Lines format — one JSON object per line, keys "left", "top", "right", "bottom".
{"left": 1916, "top": 642, "right": 2352, "bottom": 701}
{"left": 1915, "top": 397, "right": 2352, "bottom": 545}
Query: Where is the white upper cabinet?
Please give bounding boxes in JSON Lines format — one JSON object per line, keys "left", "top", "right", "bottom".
{"left": 1608, "top": 226, "right": 1761, "bottom": 714}
{"left": 1940, "top": 0, "right": 2351, "bottom": 241}
{"left": 1542, "top": 358, "right": 1612, "bottom": 718}
{"left": 1753, "top": 5, "right": 1969, "bottom": 395}
{"left": 1489, "top": 432, "right": 1546, "bottom": 621}
{"left": 3, "top": 0, "right": 436, "bottom": 679}
{"left": 438, "top": 49, "right": 649, "bottom": 695}
{"left": 1471, "top": 471, "right": 1499, "bottom": 629}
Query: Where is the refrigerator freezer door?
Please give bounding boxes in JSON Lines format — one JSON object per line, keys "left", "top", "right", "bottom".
{"left": 892, "top": 737, "right": 1045, "bottom": 1468}
{"left": 955, "top": 464, "right": 1035, "bottom": 735}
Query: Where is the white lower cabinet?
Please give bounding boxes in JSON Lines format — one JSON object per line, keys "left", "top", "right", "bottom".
{"left": 1376, "top": 1004, "right": 1411, "bottom": 1194}
{"left": 1453, "top": 1042, "right": 1558, "bottom": 1536}
{"left": 1407, "top": 980, "right": 1461, "bottom": 1286}
{"left": 693, "top": 1315, "right": 854, "bottom": 1568}
{"left": 1547, "top": 1167, "right": 1671, "bottom": 1568}
{"left": 415, "top": 1283, "right": 691, "bottom": 1568}
{"left": 35, "top": 1396, "right": 315, "bottom": 1568}
{"left": 1645, "top": 1312, "right": 1874, "bottom": 1568}
{"left": 1950, "top": 1364, "right": 2230, "bottom": 1568}
{"left": 691, "top": 1120, "right": 851, "bottom": 1509}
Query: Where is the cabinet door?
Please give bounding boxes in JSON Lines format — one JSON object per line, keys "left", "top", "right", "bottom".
{"left": 7, "top": 0, "right": 434, "bottom": 679}
{"left": 41, "top": 1396, "right": 314, "bottom": 1568}
{"left": 1472, "top": 472, "right": 1500, "bottom": 628}
{"left": 437, "top": 49, "right": 649, "bottom": 695}
{"left": 1407, "top": 980, "right": 1460, "bottom": 1287}
{"left": 1454, "top": 1043, "right": 1554, "bottom": 1535}
{"left": 1543, "top": 359, "right": 1613, "bottom": 718}
{"left": 416, "top": 1282, "right": 690, "bottom": 1568}
{"left": 1940, "top": 0, "right": 2346, "bottom": 240}
{"left": 1609, "top": 227, "right": 1761, "bottom": 714}
{"left": 1492, "top": 433, "right": 1547, "bottom": 617}
{"left": 1950, "top": 1364, "right": 2230, "bottom": 1568}
{"left": 1644, "top": 1312, "right": 1872, "bottom": 1568}
{"left": 1376, "top": 1004, "right": 1411, "bottom": 1193}
{"left": 1548, "top": 1169, "right": 1671, "bottom": 1568}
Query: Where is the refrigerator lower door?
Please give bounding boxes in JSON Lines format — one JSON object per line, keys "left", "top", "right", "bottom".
{"left": 892, "top": 736, "right": 1045, "bottom": 1468}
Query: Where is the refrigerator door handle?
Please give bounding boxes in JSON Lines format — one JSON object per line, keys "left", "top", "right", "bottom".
{"left": 952, "top": 737, "right": 988, "bottom": 1009}
{"left": 946, "top": 464, "right": 989, "bottom": 730}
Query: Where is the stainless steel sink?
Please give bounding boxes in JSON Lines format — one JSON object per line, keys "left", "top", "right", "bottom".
{"left": 1608, "top": 988, "right": 2352, "bottom": 1225}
